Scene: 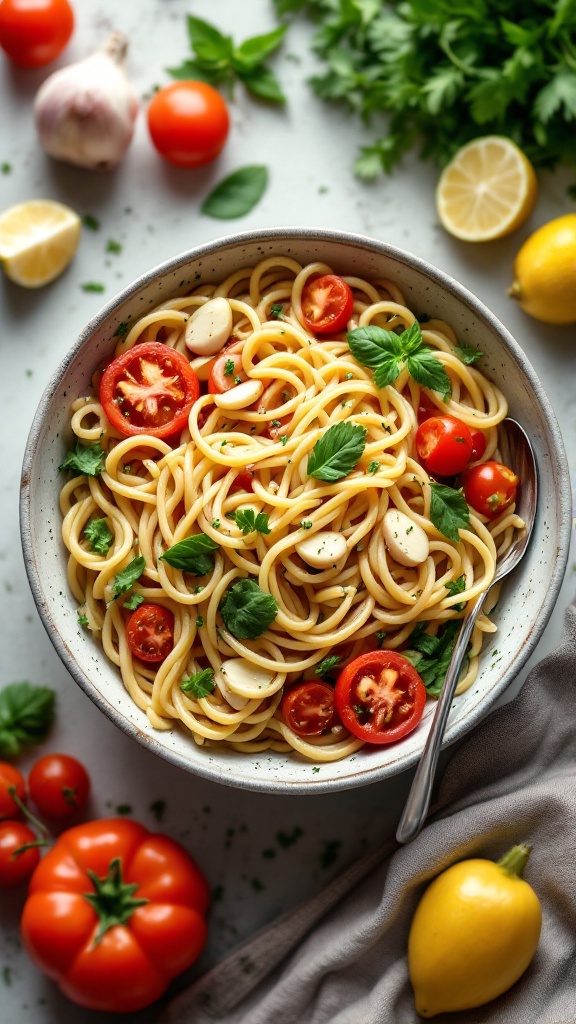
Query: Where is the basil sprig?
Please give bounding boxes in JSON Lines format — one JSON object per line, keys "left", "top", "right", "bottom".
{"left": 307, "top": 422, "right": 367, "bottom": 482}
{"left": 0, "top": 683, "right": 56, "bottom": 759}
{"left": 347, "top": 322, "right": 452, "bottom": 400}
{"left": 160, "top": 534, "right": 219, "bottom": 576}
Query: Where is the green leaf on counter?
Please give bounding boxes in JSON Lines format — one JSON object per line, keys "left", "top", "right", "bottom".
{"left": 202, "top": 166, "right": 269, "bottom": 219}
{"left": 0, "top": 683, "right": 56, "bottom": 759}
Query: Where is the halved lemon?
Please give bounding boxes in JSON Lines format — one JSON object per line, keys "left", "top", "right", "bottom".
{"left": 0, "top": 199, "right": 81, "bottom": 287}
{"left": 436, "top": 137, "right": 538, "bottom": 242}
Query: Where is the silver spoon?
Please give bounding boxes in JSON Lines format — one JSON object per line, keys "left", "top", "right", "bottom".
{"left": 396, "top": 418, "right": 537, "bottom": 845}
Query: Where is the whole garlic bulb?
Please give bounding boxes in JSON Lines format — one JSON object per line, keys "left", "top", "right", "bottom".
{"left": 34, "top": 33, "right": 140, "bottom": 171}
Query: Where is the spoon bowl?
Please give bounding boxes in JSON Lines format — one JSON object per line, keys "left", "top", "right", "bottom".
{"left": 396, "top": 419, "right": 538, "bottom": 844}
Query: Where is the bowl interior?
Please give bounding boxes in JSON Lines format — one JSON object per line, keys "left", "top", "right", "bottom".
{"left": 21, "top": 229, "right": 571, "bottom": 794}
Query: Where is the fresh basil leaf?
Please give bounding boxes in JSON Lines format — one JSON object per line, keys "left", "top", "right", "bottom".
{"left": 347, "top": 325, "right": 405, "bottom": 368}
{"left": 429, "top": 483, "right": 470, "bottom": 543}
{"left": 236, "top": 64, "right": 286, "bottom": 102}
{"left": 167, "top": 59, "right": 222, "bottom": 84}
{"left": 307, "top": 422, "right": 367, "bottom": 482}
{"left": 201, "top": 166, "right": 268, "bottom": 219}
{"left": 233, "top": 25, "right": 286, "bottom": 68}
{"left": 60, "top": 440, "right": 106, "bottom": 477}
{"left": 445, "top": 574, "right": 467, "bottom": 611}
{"left": 161, "top": 534, "right": 219, "bottom": 576}
{"left": 315, "top": 655, "right": 342, "bottom": 679}
{"left": 399, "top": 321, "right": 424, "bottom": 355}
{"left": 407, "top": 349, "right": 452, "bottom": 400}
{"left": 111, "top": 556, "right": 146, "bottom": 600}
{"left": 234, "top": 509, "right": 272, "bottom": 535}
{"left": 180, "top": 668, "right": 216, "bottom": 698}
{"left": 0, "top": 683, "right": 55, "bottom": 759}
{"left": 84, "top": 517, "right": 113, "bottom": 556}
{"left": 123, "top": 593, "right": 144, "bottom": 611}
{"left": 219, "top": 579, "right": 278, "bottom": 639}
{"left": 454, "top": 344, "right": 483, "bottom": 365}
{"left": 186, "top": 15, "right": 233, "bottom": 63}
{"left": 373, "top": 354, "right": 403, "bottom": 388}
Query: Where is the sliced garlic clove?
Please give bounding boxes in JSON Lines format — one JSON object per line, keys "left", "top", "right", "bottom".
{"left": 296, "top": 530, "right": 348, "bottom": 569}
{"left": 185, "top": 297, "right": 233, "bottom": 356}
{"left": 382, "top": 509, "right": 429, "bottom": 567}
{"left": 217, "top": 658, "right": 276, "bottom": 704}
{"left": 188, "top": 354, "right": 215, "bottom": 381}
{"left": 214, "top": 379, "right": 263, "bottom": 410}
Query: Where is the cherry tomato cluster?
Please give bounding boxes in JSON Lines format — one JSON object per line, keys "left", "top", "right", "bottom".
{"left": 0, "top": 754, "right": 90, "bottom": 887}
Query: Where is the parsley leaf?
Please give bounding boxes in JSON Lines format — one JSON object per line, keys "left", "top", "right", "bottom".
{"left": 234, "top": 509, "right": 272, "bottom": 535}
{"left": 224, "top": 359, "right": 235, "bottom": 376}
{"left": 403, "top": 620, "right": 464, "bottom": 698}
{"left": 307, "top": 422, "right": 367, "bottom": 482}
{"left": 84, "top": 518, "right": 113, "bottom": 556}
{"left": 180, "top": 668, "right": 216, "bottom": 698}
{"left": 160, "top": 534, "right": 219, "bottom": 576}
{"left": 348, "top": 322, "right": 451, "bottom": 399}
{"left": 367, "top": 460, "right": 380, "bottom": 474}
{"left": 270, "top": 303, "right": 285, "bottom": 320}
{"left": 111, "top": 556, "right": 146, "bottom": 600}
{"left": 219, "top": 579, "right": 278, "bottom": 639}
{"left": 429, "top": 483, "right": 470, "bottom": 543}
{"left": 454, "top": 344, "right": 483, "bottom": 365}
{"left": 123, "top": 593, "right": 144, "bottom": 611}
{"left": 60, "top": 440, "right": 106, "bottom": 477}
{"left": 0, "top": 683, "right": 56, "bottom": 759}
{"left": 445, "top": 574, "right": 467, "bottom": 612}
{"left": 315, "top": 655, "right": 342, "bottom": 679}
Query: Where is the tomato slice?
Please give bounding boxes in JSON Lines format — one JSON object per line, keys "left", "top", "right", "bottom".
{"left": 126, "top": 604, "right": 175, "bottom": 663}
{"left": 281, "top": 682, "right": 340, "bottom": 737}
{"left": 415, "top": 414, "right": 474, "bottom": 476}
{"left": 335, "top": 651, "right": 426, "bottom": 744}
{"left": 100, "top": 342, "right": 199, "bottom": 438}
{"left": 208, "top": 344, "right": 248, "bottom": 394}
{"left": 463, "top": 461, "right": 520, "bottom": 519}
{"left": 300, "top": 274, "right": 354, "bottom": 334}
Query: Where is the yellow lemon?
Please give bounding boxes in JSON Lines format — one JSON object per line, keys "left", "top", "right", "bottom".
{"left": 508, "top": 213, "right": 576, "bottom": 324}
{"left": 0, "top": 199, "right": 81, "bottom": 288}
{"left": 436, "top": 136, "right": 537, "bottom": 242}
{"left": 408, "top": 845, "right": 542, "bottom": 1018}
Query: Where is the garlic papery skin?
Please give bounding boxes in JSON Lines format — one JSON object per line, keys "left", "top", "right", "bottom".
{"left": 34, "top": 33, "right": 140, "bottom": 171}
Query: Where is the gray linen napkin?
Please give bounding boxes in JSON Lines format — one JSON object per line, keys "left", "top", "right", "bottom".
{"left": 160, "top": 605, "right": 576, "bottom": 1024}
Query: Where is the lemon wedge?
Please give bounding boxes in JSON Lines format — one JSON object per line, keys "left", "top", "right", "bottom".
{"left": 0, "top": 199, "right": 81, "bottom": 287}
{"left": 436, "top": 136, "right": 537, "bottom": 242}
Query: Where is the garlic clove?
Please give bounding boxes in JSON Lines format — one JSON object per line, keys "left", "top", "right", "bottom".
{"left": 185, "top": 298, "right": 233, "bottom": 356}
{"left": 34, "top": 33, "right": 139, "bottom": 172}
{"left": 296, "top": 531, "right": 348, "bottom": 569}
{"left": 382, "top": 509, "right": 430, "bottom": 567}
{"left": 213, "top": 379, "right": 264, "bottom": 411}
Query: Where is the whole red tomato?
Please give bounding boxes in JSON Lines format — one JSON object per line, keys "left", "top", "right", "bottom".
{"left": 21, "top": 818, "right": 210, "bottom": 1012}
{"left": 0, "top": 0, "right": 74, "bottom": 68}
{"left": 0, "top": 761, "right": 26, "bottom": 819}
{"left": 28, "top": 754, "right": 91, "bottom": 819}
{"left": 147, "top": 81, "right": 230, "bottom": 168}
{"left": 0, "top": 820, "right": 41, "bottom": 886}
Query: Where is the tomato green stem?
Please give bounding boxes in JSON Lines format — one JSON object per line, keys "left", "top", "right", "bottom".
{"left": 8, "top": 786, "right": 50, "bottom": 839}
{"left": 84, "top": 857, "right": 149, "bottom": 944}
{"left": 13, "top": 839, "right": 50, "bottom": 856}
{"left": 498, "top": 843, "right": 532, "bottom": 878}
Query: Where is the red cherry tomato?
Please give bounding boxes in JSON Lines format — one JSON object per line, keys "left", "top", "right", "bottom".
{"left": 281, "top": 682, "right": 340, "bottom": 737}
{"left": 100, "top": 342, "right": 199, "bottom": 439}
{"left": 208, "top": 350, "right": 248, "bottom": 394}
{"left": 28, "top": 754, "right": 91, "bottom": 820}
{"left": 415, "top": 414, "right": 474, "bottom": 476}
{"left": 463, "top": 461, "right": 520, "bottom": 519}
{"left": 416, "top": 392, "right": 441, "bottom": 424}
{"left": 470, "top": 428, "right": 487, "bottom": 462}
{"left": 0, "top": 0, "right": 73, "bottom": 68}
{"left": 126, "top": 604, "right": 175, "bottom": 663}
{"left": 147, "top": 82, "right": 230, "bottom": 168}
{"left": 230, "top": 468, "right": 254, "bottom": 493}
{"left": 300, "top": 275, "right": 354, "bottom": 335}
{"left": 0, "top": 821, "right": 40, "bottom": 887}
{"left": 335, "top": 651, "right": 426, "bottom": 745}
{"left": 0, "top": 762, "right": 26, "bottom": 820}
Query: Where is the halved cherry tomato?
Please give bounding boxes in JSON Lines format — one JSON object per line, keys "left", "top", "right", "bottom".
{"left": 281, "top": 681, "right": 340, "bottom": 737}
{"left": 147, "top": 81, "right": 230, "bottom": 168}
{"left": 230, "top": 468, "right": 254, "bottom": 493}
{"left": 208, "top": 350, "right": 248, "bottom": 394}
{"left": 335, "top": 651, "right": 426, "bottom": 744}
{"left": 28, "top": 754, "right": 91, "bottom": 820}
{"left": 0, "top": 821, "right": 41, "bottom": 887}
{"left": 100, "top": 342, "right": 199, "bottom": 439}
{"left": 416, "top": 414, "right": 474, "bottom": 476}
{"left": 300, "top": 274, "right": 354, "bottom": 335}
{"left": 417, "top": 391, "right": 440, "bottom": 424}
{"left": 0, "top": 0, "right": 74, "bottom": 68}
{"left": 126, "top": 604, "right": 174, "bottom": 663}
{"left": 470, "top": 428, "right": 487, "bottom": 462}
{"left": 0, "top": 762, "right": 26, "bottom": 820}
{"left": 463, "top": 461, "right": 520, "bottom": 519}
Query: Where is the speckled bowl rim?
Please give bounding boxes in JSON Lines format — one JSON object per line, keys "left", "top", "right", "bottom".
{"left": 20, "top": 227, "right": 572, "bottom": 794}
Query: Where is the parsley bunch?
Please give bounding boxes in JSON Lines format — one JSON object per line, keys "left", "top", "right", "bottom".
{"left": 275, "top": 0, "right": 576, "bottom": 176}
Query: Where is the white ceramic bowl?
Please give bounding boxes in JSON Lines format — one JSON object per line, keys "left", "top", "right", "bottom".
{"left": 20, "top": 229, "right": 571, "bottom": 794}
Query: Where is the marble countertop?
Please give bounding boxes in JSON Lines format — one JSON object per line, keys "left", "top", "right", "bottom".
{"left": 1, "top": 2, "right": 574, "bottom": 1021}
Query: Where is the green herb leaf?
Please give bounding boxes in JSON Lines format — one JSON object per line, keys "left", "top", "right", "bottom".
{"left": 234, "top": 509, "right": 272, "bottom": 535}
{"left": 307, "top": 422, "right": 367, "bottom": 482}
{"left": 406, "top": 348, "right": 451, "bottom": 400}
{"left": 123, "top": 593, "right": 144, "bottom": 611}
{"left": 348, "top": 322, "right": 451, "bottom": 398}
{"left": 367, "top": 461, "right": 380, "bottom": 474}
{"left": 111, "top": 556, "right": 146, "bottom": 600}
{"left": 233, "top": 25, "right": 286, "bottom": 67}
{"left": 429, "top": 482, "right": 470, "bottom": 543}
{"left": 201, "top": 166, "right": 268, "bottom": 220}
{"left": 186, "top": 14, "right": 233, "bottom": 63}
{"left": 113, "top": 322, "right": 129, "bottom": 338}
{"left": 0, "top": 683, "right": 56, "bottom": 759}
{"left": 314, "top": 655, "right": 342, "bottom": 679}
{"left": 78, "top": 611, "right": 89, "bottom": 628}
{"left": 219, "top": 579, "right": 278, "bottom": 639}
{"left": 270, "top": 303, "right": 285, "bottom": 320}
{"left": 404, "top": 620, "right": 463, "bottom": 697}
{"left": 180, "top": 668, "right": 216, "bottom": 698}
{"left": 81, "top": 282, "right": 105, "bottom": 293}
{"left": 60, "top": 440, "right": 106, "bottom": 477}
{"left": 236, "top": 64, "right": 286, "bottom": 102}
{"left": 160, "top": 534, "right": 219, "bottom": 576}
{"left": 84, "top": 517, "right": 113, "bottom": 556}
{"left": 454, "top": 345, "right": 483, "bottom": 365}
{"left": 347, "top": 325, "right": 405, "bottom": 369}
{"left": 445, "top": 574, "right": 467, "bottom": 612}
{"left": 224, "top": 358, "right": 235, "bottom": 376}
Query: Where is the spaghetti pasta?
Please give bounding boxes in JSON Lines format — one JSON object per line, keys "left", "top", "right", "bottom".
{"left": 60, "top": 257, "right": 523, "bottom": 762}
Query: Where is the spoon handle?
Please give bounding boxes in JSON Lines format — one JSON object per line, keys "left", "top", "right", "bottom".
{"left": 396, "top": 593, "right": 485, "bottom": 845}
